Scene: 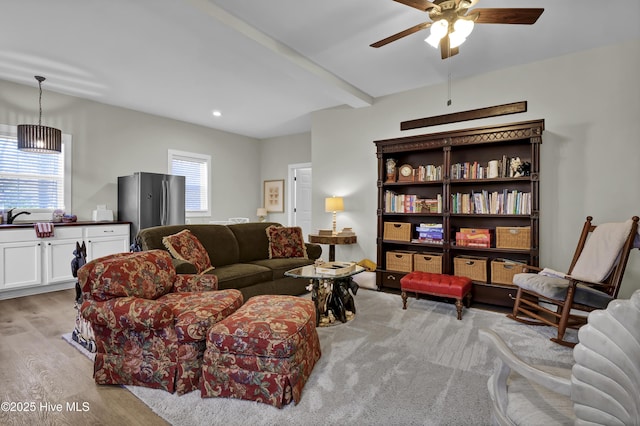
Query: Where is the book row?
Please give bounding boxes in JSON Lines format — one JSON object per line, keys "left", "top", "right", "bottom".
{"left": 450, "top": 155, "right": 530, "bottom": 180}
{"left": 450, "top": 190, "right": 531, "bottom": 215}
{"left": 384, "top": 191, "right": 443, "bottom": 214}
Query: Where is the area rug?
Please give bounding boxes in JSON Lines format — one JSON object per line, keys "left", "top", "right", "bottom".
{"left": 63, "top": 289, "right": 575, "bottom": 425}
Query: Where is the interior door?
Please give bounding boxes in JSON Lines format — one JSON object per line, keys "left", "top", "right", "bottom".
{"left": 293, "top": 167, "right": 312, "bottom": 239}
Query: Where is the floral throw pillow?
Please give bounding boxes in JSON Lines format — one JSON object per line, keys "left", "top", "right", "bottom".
{"left": 266, "top": 226, "right": 308, "bottom": 259}
{"left": 162, "top": 229, "right": 214, "bottom": 274}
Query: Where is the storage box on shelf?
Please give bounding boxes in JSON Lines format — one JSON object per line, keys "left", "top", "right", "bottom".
{"left": 496, "top": 226, "right": 531, "bottom": 249}
{"left": 384, "top": 222, "right": 411, "bottom": 242}
{"left": 453, "top": 255, "right": 488, "bottom": 283}
{"left": 374, "top": 119, "right": 543, "bottom": 307}
{"left": 386, "top": 250, "right": 415, "bottom": 272}
{"left": 491, "top": 259, "right": 527, "bottom": 285}
{"left": 413, "top": 253, "right": 442, "bottom": 274}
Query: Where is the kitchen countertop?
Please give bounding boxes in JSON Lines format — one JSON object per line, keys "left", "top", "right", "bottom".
{"left": 0, "top": 221, "right": 130, "bottom": 229}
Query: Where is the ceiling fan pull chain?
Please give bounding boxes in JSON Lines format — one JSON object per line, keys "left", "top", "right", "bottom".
{"left": 447, "top": 70, "right": 452, "bottom": 106}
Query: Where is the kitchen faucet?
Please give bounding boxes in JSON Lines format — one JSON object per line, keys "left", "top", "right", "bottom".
{"left": 6, "top": 208, "right": 31, "bottom": 224}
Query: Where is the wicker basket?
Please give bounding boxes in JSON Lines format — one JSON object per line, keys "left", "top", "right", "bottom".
{"left": 386, "top": 250, "right": 415, "bottom": 272}
{"left": 491, "top": 259, "right": 527, "bottom": 285}
{"left": 453, "top": 255, "right": 488, "bottom": 282}
{"left": 413, "top": 253, "right": 443, "bottom": 273}
{"left": 384, "top": 222, "right": 412, "bottom": 242}
{"left": 496, "top": 226, "right": 531, "bottom": 249}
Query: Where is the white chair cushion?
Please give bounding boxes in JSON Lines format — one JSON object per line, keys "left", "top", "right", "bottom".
{"left": 513, "top": 273, "right": 613, "bottom": 308}
{"left": 513, "top": 273, "right": 569, "bottom": 300}
{"left": 571, "top": 220, "right": 633, "bottom": 282}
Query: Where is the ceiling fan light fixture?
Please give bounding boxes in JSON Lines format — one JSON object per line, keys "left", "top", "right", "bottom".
{"left": 448, "top": 32, "right": 466, "bottom": 49}
{"left": 425, "top": 19, "right": 448, "bottom": 48}
{"left": 448, "top": 18, "right": 474, "bottom": 49}
{"left": 453, "top": 18, "right": 474, "bottom": 38}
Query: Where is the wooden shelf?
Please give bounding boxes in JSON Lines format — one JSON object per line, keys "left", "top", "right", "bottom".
{"left": 374, "top": 119, "right": 544, "bottom": 308}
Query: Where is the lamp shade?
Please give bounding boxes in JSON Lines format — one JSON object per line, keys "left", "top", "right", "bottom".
{"left": 17, "top": 76, "right": 62, "bottom": 154}
{"left": 17, "top": 124, "right": 62, "bottom": 153}
{"left": 325, "top": 197, "right": 344, "bottom": 212}
{"left": 257, "top": 207, "right": 268, "bottom": 216}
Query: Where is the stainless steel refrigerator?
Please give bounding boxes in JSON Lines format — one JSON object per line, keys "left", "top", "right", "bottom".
{"left": 117, "top": 172, "right": 185, "bottom": 245}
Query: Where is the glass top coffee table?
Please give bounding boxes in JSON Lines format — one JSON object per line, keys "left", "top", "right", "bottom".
{"left": 285, "top": 263, "right": 364, "bottom": 327}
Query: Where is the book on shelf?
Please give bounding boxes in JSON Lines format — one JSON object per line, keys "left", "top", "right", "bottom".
{"left": 449, "top": 156, "right": 529, "bottom": 180}
{"left": 417, "top": 164, "right": 443, "bottom": 181}
{"left": 416, "top": 223, "right": 443, "bottom": 242}
{"left": 384, "top": 191, "right": 442, "bottom": 214}
{"left": 451, "top": 190, "right": 531, "bottom": 215}
{"left": 456, "top": 228, "right": 491, "bottom": 248}
{"left": 317, "top": 229, "right": 333, "bottom": 236}
{"left": 411, "top": 238, "right": 444, "bottom": 245}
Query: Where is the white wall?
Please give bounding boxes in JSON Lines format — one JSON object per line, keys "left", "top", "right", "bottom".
{"left": 311, "top": 40, "right": 640, "bottom": 298}
{"left": 0, "top": 79, "right": 262, "bottom": 224}
{"left": 259, "top": 132, "right": 312, "bottom": 225}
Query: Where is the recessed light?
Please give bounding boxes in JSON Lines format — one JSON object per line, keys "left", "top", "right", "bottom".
{"left": 212, "top": 110, "right": 222, "bottom": 117}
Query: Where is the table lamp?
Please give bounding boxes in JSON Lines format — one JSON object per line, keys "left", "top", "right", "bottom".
{"left": 325, "top": 196, "right": 344, "bottom": 235}
{"left": 257, "top": 207, "right": 268, "bottom": 222}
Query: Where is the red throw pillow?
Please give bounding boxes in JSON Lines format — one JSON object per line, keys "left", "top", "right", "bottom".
{"left": 266, "top": 226, "right": 308, "bottom": 259}
{"left": 162, "top": 229, "right": 214, "bottom": 274}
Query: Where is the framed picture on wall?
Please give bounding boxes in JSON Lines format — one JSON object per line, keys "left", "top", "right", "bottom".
{"left": 264, "top": 179, "right": 284, "bottom": 213}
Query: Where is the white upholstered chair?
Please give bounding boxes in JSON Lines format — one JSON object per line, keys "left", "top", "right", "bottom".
{"left": 479, "top": 289, "right": 640, "bottom": 425}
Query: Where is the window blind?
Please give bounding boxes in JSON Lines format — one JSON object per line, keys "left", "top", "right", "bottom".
{"left": 0, "top": 135, "right": 65, "bottom": 209}
{"left": 170, "top": 155, "right": 208, "bottom": 213}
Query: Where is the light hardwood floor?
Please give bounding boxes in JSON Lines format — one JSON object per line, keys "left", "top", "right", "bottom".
{"left": 0, "top": 288, "right": 168, "bottom": 426}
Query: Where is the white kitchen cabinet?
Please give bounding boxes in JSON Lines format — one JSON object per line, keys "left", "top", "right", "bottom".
{"left": 42, "top": 227, "right": 83, "bottom": 285}
{"left": 0, "top": 228, "right": 43, "bottom": 290}
{"left": 85, "top": 224, "right": 130, "bottom": 260}
{"left": 0, "top": 222, "right": 130, "bottom": 299}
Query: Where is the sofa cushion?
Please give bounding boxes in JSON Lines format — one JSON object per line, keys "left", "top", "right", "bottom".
{"left": 211, "top": 263, "right": 273, "bottom": 290}
{"left": 139, "top": 224, "right": 240, "bottom": 267}
{"left": 162, "top": 229, "right": 214, "bottom": 274}
{"left": 266, "top": 225, "right": 308, "bottom": 259}
{"left": 228, "top": 222, "right": 278, "bottom": 262}
{"left": 250, "top": 258, "right": 315, "bottom": 279}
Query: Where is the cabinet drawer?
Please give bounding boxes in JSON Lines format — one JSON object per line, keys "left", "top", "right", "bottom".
{"left": 85, "top": 224, "right": 129, "bottom": 238}
{"left": 0, "top": 229, "right": 36, "bottom": 243}
{"left": 51, "top": 227, "right": 83, "bottom": 239}
{"left": 381, "top": 271, "right": 405, "bottom": 289}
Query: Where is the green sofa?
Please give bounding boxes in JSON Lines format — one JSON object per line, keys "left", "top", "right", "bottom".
{"left": 136, "top": 222, "right": 322, "bottom": 300}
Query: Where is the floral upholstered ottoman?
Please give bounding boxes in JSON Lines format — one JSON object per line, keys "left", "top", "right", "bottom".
{"left": 200, "top": 295, "right": 321, "bottom": 408}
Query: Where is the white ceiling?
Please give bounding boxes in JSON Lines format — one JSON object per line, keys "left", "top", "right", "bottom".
{"left": 2, "top": 0, "right": 639, "bottom": 139}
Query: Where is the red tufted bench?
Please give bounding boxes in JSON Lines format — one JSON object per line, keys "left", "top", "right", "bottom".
{"left": 200, "top": 295, "right": 321, "bottom": 408}
{"left": 400, "top": 272, "right": 472, "bottom": 320}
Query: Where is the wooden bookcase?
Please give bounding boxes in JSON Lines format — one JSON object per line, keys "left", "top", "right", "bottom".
{"left": 374, "top": 119, "right": 544, "bottom": 307}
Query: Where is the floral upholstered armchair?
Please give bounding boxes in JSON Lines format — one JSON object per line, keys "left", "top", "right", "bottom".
{"left": 79, "top": 250, "right": 243, "bottom": 394}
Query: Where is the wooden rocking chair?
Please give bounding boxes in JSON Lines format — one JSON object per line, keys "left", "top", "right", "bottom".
{"left": 507, "top": 215, "right": 639, "bottom": 347}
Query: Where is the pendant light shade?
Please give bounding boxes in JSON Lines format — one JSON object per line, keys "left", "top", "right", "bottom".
{"left": 17, "top": 76, "right": 62, "bottom": 154}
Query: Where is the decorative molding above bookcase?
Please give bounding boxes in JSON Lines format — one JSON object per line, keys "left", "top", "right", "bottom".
{"left": 374, "top": 119, "right": 544, "bottom": 308}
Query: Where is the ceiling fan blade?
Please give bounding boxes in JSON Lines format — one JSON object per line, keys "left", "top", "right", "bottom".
{"left": 472, "top": 8, "right": 544, "bottom": 25}
{"left": 439, "top": 36, "right": 459, "bottom": 59}
{"left": 393, "top": 0, "right": 440, "bottom": 12}
{"left": 370, "top": 21, "right": 432, "bottom": 48}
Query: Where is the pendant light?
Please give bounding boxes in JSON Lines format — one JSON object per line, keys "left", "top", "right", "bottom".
{"left": 17, "top": 76, "right": 62, "bottom": 154}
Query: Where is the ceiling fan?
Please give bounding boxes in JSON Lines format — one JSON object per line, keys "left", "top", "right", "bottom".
{"left": 371, "top": 0, "right": 544, "bottom": 59}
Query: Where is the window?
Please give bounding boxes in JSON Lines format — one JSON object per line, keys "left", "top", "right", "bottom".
{"left": 0, "top": 124, "right": 72, "bottom": 220}
{"left": 168, "top": 149, "right": 210, "bottom": 217}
